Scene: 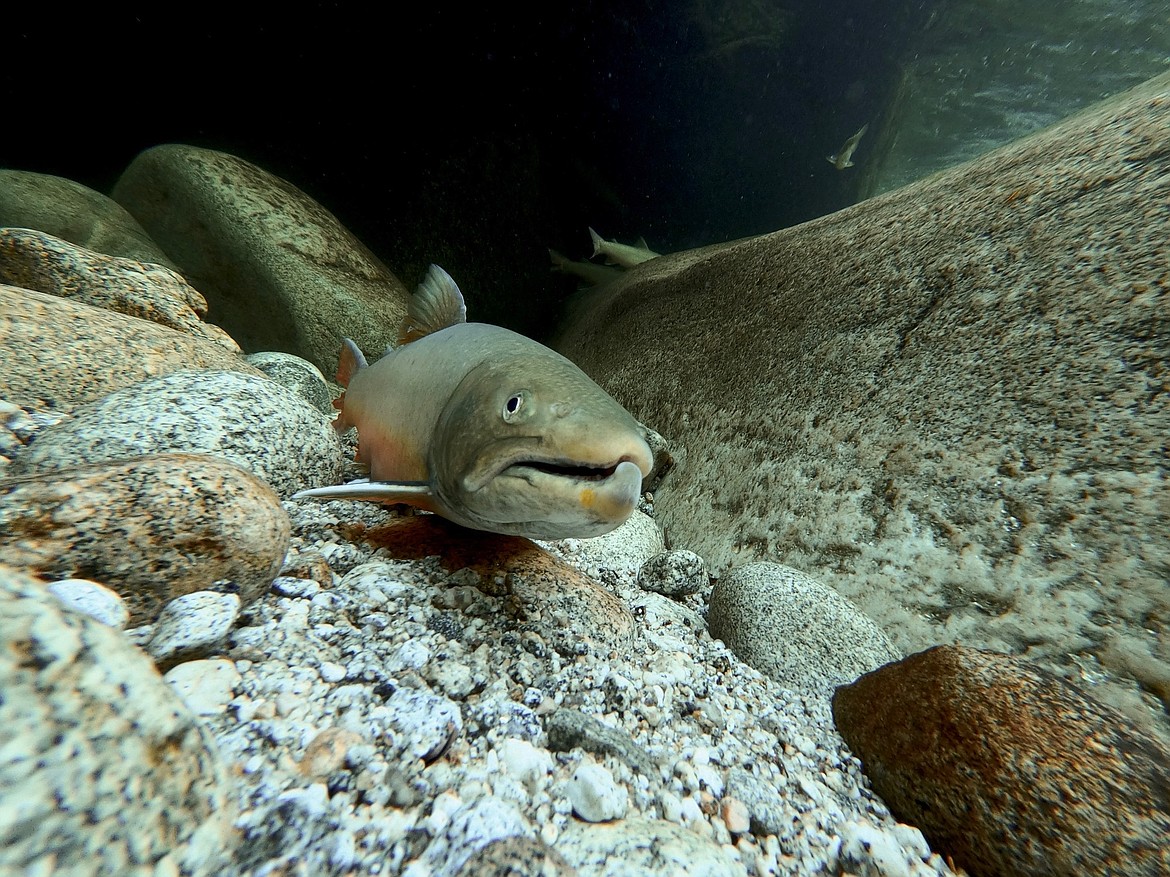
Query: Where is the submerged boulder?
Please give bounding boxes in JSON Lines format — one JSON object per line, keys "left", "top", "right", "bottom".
{"left": 555, "top": 71, "right": 1170, "bottom": 729}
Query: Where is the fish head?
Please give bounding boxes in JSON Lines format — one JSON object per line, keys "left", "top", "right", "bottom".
{"left": 428, "top": 357, "right": 654, "bottom": 539}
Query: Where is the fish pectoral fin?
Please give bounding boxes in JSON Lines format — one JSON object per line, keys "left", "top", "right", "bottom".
{"left": 293, "top": 479, "right": 437, "bottom": 509}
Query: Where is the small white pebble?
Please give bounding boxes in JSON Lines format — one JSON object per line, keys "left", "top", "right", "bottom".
{"left": 567, "top": 760, "right": 627, "bottom": 822}
{"left": 47, "top": 579, "right": 129, "bottom": 629}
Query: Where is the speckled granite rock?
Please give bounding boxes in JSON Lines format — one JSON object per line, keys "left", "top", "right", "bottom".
{"left": 0, "top": 227, "right": 237, "bottom": 350}
{"left": 9, "top": 368, "right": 342, "bottom": 497}
{"left": 0, "top": 285, "right": 263, "bottom": 413}
{"left": 637, "top": 549, "right": 708, "bottom": 598}
{"left": 146, "top": 591, "right": 242, "bottom": 668}
{"left": 245, "top": 351, "right": 335, "bottom": 414}
{"left": 0, "top": 452, "right": 289, "bottom": 624}
{"left": 832, "top": 645, "right": 1170, "bottom": 877}
{"left": 0, "top": 563, "right": 235, "bottom": 876}
{"left": 557, "top": 818, "right": 744, "bottom": 876}
{"left": 418, "top": 797, "right": 534, "bottom": 877}
{"left": 554, "top": 70, "right": 1170, "bottom": 730}
{"left": 0, "top": 168, "right": 177, "bottom": 267}
{"left": 709, "top": 562, "right": 900, "bottom": 694}
{"left": 454, "top": 836, "right": 576, "bottom": 877}
{"left": 112, "top": 143, "right": 412, "bottom": 372}
{"left": 344, "top": 514, "right": 637, "bottom": 656}
{"left": 538, "top": 510, "right": 665, "bottom": 581}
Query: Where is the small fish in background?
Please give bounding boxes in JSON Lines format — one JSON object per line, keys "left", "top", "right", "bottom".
{"left": 588, "top": 227, "right": 660, "bottom": 268}
{"left": 549, "top": 248, "right": 624, "bottom": 288}
{"left": 294, "top": 265, "right": 653, "bottom": 540}
{"left": 827, "top": 123, "right": 870, "bottom": 170}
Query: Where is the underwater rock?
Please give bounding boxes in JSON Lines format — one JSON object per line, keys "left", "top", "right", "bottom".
{"left": 0, "top": 168, "right": 177, "bottom": 267}
{"left": 345, "top": 514, "right": 637, "bottom": 656}
{"left": 0, "top": 227, "right": 237, "bottom": 349}
{"left": 9, "top": 368, "right": 342, "bottom": 498}
{"left": 832, "top": 644, "right": 1170, "bottom": 877}
{"left": 0, "top": 284, "right": 262, "bottom": 413}
{"left": 245, "top": 350, "right": 335, "bottom": 414}
{"left": 554, "top": 70, "right": 1170, "bottom": 728}
{"left": 416, "top": 797, "right": 533, "bottom": 877}
{"left": 453, "top": 835, "right": 576, "bottom": 877}
{"left": 708, "top": 562, "right": 899, "bottom": 694}
{"left": 0, "top": 452, "right": 289, "bottom": 625}
{"left": 0, "top": 563, "right": 235, "bottom": 876}
{"left": 556, "top": 818, "right": 743, "bottom": 877}
{"left": 112, "top": 143, "right": 412, "bottom": 372}
{"left": 636, "top": 549, "right": 708, "bottom": 598}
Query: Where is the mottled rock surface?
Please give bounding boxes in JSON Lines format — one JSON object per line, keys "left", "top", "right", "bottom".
{"left": 555, "top": 71, "right": 1170, "bottom": 730}
{"left": 0, "top": 563, "right": 235, "bottom": 876}
{"left": 343, "top": 514, "right": 637, "bottom": 655}
{"left": 9, "top": 368, "right": 342, "bottom": 497}
{"left": 112, "top": 144, "right": 412, "bottom": 372}
{"left": 709, "top": 562, "right": 900, "bottom": 694}
{"left": 245, "top": 350, "right": 335, "bottom": 414}
{"left": 0, "top": 168, "right": 177, "bottom": 267}
{"left": 0, "top": 227, "right": 237, "bottom": 349}
{"left": 557, "top": 818, "right": 744, "bottom": 876}
{"left": 454, "top": 836, "right": 576, "bottom": 877}
{"left": 0, "top": 285, "right": 262, "bottom": 413}
{"left": 832, "top": 645, "right": 1170, "bottom": 877}
{"left": 0, "top": 453, "right": 290, "bottom": 624}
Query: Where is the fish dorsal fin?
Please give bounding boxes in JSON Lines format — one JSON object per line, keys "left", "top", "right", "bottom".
{"left": 636, "top": 237, "right": 649, "bottom": 250}
{"left": 336, "top": 337, "right": 368, "bottom": 388}
{"left": 398, "top": 264, "right": 468, "bottom": 344}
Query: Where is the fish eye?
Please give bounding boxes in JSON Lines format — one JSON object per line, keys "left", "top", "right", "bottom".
{"left": 503, "top": 392, "right": 526, "bottom": 422}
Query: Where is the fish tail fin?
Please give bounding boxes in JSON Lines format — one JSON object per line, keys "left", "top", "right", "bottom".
{"left": 399, "top": 264, "right": 468, "bottom": 344}
{"left": 549, "top": 249, "right": 569, "bottom": 272}
{"left": 588, "top": 227, "right": 604, "bottom": 258}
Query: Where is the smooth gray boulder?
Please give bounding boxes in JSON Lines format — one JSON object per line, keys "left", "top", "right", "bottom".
{"left": 554, "top": 71, "right": 1170, "bottom": 731}
{"left": 112, "top": 144, "right": 411, "bottom": 373}
{"left": 709, "top": 562, "right": 900, "bottom": 694}
{"left": 0, "top": 168, "right": 177, "bottom": 267}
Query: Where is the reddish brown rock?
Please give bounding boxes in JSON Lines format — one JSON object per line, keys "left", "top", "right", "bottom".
{"left": 0, "top": 227, "right": 237, "bottom": 349}
{"left": 0, "top": 452, "right": 290, "bottom": 624}
{"left": 0, "top": 284, "right": 263, "bottom": 413}
{"left": 832, "top": 645, "right": 1170, "bottom": 877}
{"left": 345, "top": 515, "right": 636, "bottom": 655}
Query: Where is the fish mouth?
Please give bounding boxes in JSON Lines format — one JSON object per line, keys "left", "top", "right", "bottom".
{"left": 508, "top": 459, "right": 623, "bottom": 481}
{"left": 465, "top": 449, "right": 644, "bottom": 492}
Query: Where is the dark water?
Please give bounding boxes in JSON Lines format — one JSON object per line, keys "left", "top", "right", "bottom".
{"left": 4, "top": 2, "right": 1167, "bottom": 336}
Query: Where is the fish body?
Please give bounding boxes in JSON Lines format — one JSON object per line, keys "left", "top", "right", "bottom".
{"left": 295, "top": 265, "right": 653, "bottom": 539}
{"left": 588, "top": 227, "right": 660, "bottom": 268}
{"left": 549, "top": 248, "right": 624, "bottom": 288}
{"left": 827, "top": 123, "right": 869, "bottom": 170}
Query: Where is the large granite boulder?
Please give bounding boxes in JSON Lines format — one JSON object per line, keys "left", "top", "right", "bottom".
{"left": 112, "top": 144, "right": 412, "bottom": 373}
{"left": 0, "top": 169, "right": 177, "bottom": 268}
{"left": 554, "top": 72, "right": 1170, "bottom": 729}
{"left": 0, "top": 563, "right": 236, "bottom": 875}
{"left": 0, "top": 284, "right": 263, "bottom": 413}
